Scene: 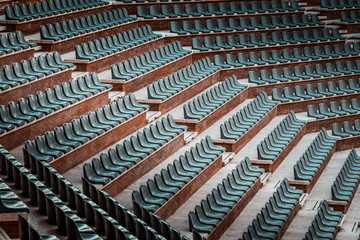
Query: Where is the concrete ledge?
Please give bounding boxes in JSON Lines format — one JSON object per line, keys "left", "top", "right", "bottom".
{"left": 174, "top": 88, "right": 248, "bottom": 134}
{"left": 102, "top": 131, "right": 186, "bottom": 197}
{"left": 0, "top": 66, "right": 74, "bottom": 106}
{"left": 138, "top": 71, "right": 220, "bottom": 114}
{"left": 49, "top": 109, "right": 147, "bottom": 173}
{"left": 213, "top": 105, "right": 278, "bottom": 153}
{"left": 289, "top": 143, "right": 336, "bottom": 193}
{"left": 205, "top": 177, "right": 263, "bottom": 240}
{"left": 155, "top": 154, "right": 223, "bottom": 219}
{"left": 0, "top": 88, "right": 110, "bottom": 150}
{"left": 101, "top": 53, "right": 193, "bottom": 94}
{"left": 251, "top": 124, "right": 307, "bottom": 173}
{"left": 65, "top": 37, "right": 165, "bottom": 73}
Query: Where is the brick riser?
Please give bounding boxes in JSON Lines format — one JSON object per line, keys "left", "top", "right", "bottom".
{"left": 327, "top": 176, "right": 360, "bottom": 214}
{"left": 0, "top": 4, "right": 115, "bottom": 35}
{"left": 213, "top": 105, "right": 277, "bottom": 153}
{"left": 65, "top": 37, "right": 165, "bottom": 73}
{"left": 115, "top": 1, "right": 305, "bottom": 15}
{"left": 0, "top": 48, "right": 34, "bottom": 68}
{"left": 155, "top": 154, "right": 223, "bottom": 219}
{"left": 247, "top": 72, "right": 360, "bottom": 99}
{"left": 101, "top": 53, "right": 193, "bottom": 94}
{"left": 0, "top": 89, "right": 110, "bottom": 150}
{"left": 137, "top": 12, "right": 305, "bottom": 32}
{"left": 102, "top": 131, "right": 186, "bottom": 197}
{"left": 0, "top": 67, "right": 74, "bottom": 106}
{"left": 175, "top": 88, "right": 248, "bottom": 134}
{"left": 289, "top": 143, "right": 336, "bottom": 193}
{"left": 306, "top": 113, "right": 360, "bottom": 133}
{"left": 251, "top": 124, "right": 307, "bottom": 173}
{"left": 49, "top": 110, "right": 148, "bottom": 173}
{"left": 138, "top": 71, "right": 220, "bottom": 114}
{"left": 220, "top": 55, "right": 360, "bottom": 80}
{"left": 277, "top": 92, "right": 360, "bottom": 115}
{"left": 33, "top": 21, "right": 139, "bottom": 54}
{"left": 191, "top": 39, "right": 343, "bottom": 62}
{"left": 206, "top": 177, "right": 263, "bottom": 240}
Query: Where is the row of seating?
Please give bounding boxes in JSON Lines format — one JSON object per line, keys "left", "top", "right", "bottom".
{"left": 84, "top": 115, "right": 187, "bottom": 185}
{"left": 147, "top": 58, "right": 220, "bottom": 100}
{"left": 340, "top": 10, "right": 360, "bottom": 22}
{"left": 220, "top": 92, "right": 278, "bottom": 140}
{"left": 304, "top": 201, "right": 343, "bottom": 240}
{"left": 191, "top": 28, "right": 342, "bottom": 51}
{"left": 18, "top": 213, "right": 59, "bottom": 240}
{"left": 331, "top": 148, "right": 360, "bottom": 201}
{"left": 0, "top": 31, "right": 36, "bottom": 56}
{"left": 0, "top": 146, "right": 103, "bottom": 239}
{"left": 20, "top": 150, "right": 157, "bottom": 240}
{"left": 40, "top": 8, "right": 135, "bottom": 41}
{"left": 81, "top": 178, "right": 188, "bottom": 240}
{"left": 132, "top": 137, "right": 225, "bottom": 212}
{"left": 5, "top": 0, "right": 108, "bottom": 21}
{"left": 248, "top": 61, "right": 360, "bottom": 84}
{"left": 184, "top": 14, "right": 323, "bottom": 38}
{"left": 272, "top": 80, "right": 357, "bottom": 103}
{"left": 0, "top": 51, "right": 73, "bottom": 90}
{"left": 293, "top": 128, "right": 337, "bottom": 181}
{"left": 257, "top": 111, "right": 305, "bottom": 160}
{"left": 188, "top": 157, "right": 264, "bottom": 233}
{"left": 0, "top": 177, "right": 29, "bottom": 213}
{"left": 183, "top": 75, "right": 247, "bottom": 120}
{"left": 75, "top": 25, "right": 161, "bottom": 61}
{"left": 137, "top": 1, "right": 302, "bottom": 19}
{"left": 307, "top": 98, "right": 360, "bottom": 119}
{"left": 111, "top": 41, "right": 191, "bottom": 81}
{"left": 23, "top": 93, "right": 148, "bottom": 162}
{"left": 320, "top": 0, "right": 360, "bottom": 8}
{"left": 22, "top": 135, "right": 169, "bottom": 240}
{"left": 212, "top": 43, "right": 359, "bottom": 68}
{"left": 332, "top": 120, "right": 360, "bottom": 137}
{"left": 0, "top": 73, "right": 109, "bottom": 134}
{"left": 241, "top": 179, "right": 303, "bottom": 240}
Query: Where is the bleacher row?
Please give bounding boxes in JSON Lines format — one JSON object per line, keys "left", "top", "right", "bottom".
{"left": 136, "top": 1, "right": 303, "bottom": 19}
{"left": 0, "top": 0, "right": 359, "bottom": 240}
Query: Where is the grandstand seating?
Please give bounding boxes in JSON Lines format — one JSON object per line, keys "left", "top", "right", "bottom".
{"left": 303, "top": 201, "right": 343, "bottom": 240}
{"left": 23, "top": 93, "right": 149, "bottom": 173}
{"left": 84, "top": 115, "right": 187, "bottom": 185}
{"left": 0, "top": 0, "right": 360, "bottom": 239}
{"left": 188, "top": 157, "right": 264, "bottom": 239}
{"left": 0, "top": 31, "right": 37, "bottom": 66}
{"left": 137, "top": 1, "right": 304, "bottom": 20}
{"left": 133, "top": 136, "right": 224, "bottom": 219}
{"left": 241, "top": 178, "right": 303, "bottom": 240}
{"left": 332, "top": 120, "right": 360, "bottom": 137}
{"left": 290, "top": 128, "right": 337, "bottom": 193}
